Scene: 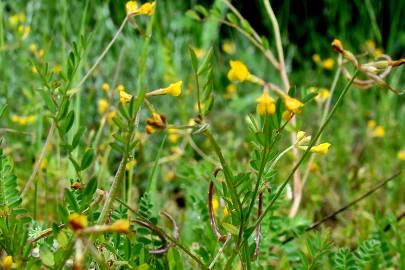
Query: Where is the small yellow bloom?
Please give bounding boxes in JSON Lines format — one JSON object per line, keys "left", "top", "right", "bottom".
{"left": 315, "top": 88, "right": 330, "bottom": 103}
{"left": 11, "top": 115, "right": 19, "bottom": 123}
{"left": 125, "top": 159, "right": 137, "bottom": 170}
{"left": 116, "top": 84, "right": 125, "bottom": 92}
{"left": 309, "top": 162, "right": 320, "bottom": 173}
{"left": 107, "top": 219, "right": 130, "bottom": 233}
{"left": 137, "top": 2, "right": 156, "bottom": 16}
{"left": 398, "top": 150, "right": 405, "bottom": 161}
{"left": 164, "top": 170, "right": 176, "bottom": 182}
{"left": 125, "top": 1, "right": 139, "bottom": 15}
{"left": 9, "top": 15, "right": 19, "bottom": 26}
{"left": 68, "top": 213, "right": 88, "bottom": 231}
{"left": 322, "top": 58, "right": 334, "bottom": 70}
{"left": 367, "top": 120, "right": 376, "bottom": 129}
{"left": 373, "top": 126, "right": 385, "bottom": 138}
{"left": 32, "top": 66, "right": 38, "bottom": 74}
{"left": 223, "top": 207, "right": 229, "bottom": 217}
{"left": 222, "top": 41, "right": 236, "bottom": 54}
{"left": 193, "top": 48, "right": 204, "bottom": 59}
{"left": 148, "top": 81, "right": 182, "bottom": 97}
{"left": 224, "top": 84, "right": 237, "bottom": 99}
{"left": 366, "top": 40, "right": 376, "bottom": 51}
{"left": 212, "top": 197, "right": 219, "bottom": 214}
{"left": 312, "top": 54, "right": 321, "bottom": 63}
{"left": 146, "top": 125, "right": 156, "bottom": 134}
{"left": 101, "top": 83, "right": 110, "bottom": 93}
{"left": 107, "top": 111, "right": 116, "bottom": 123}
{"left": 37, "top": 49, "right": 45, "bottom": 58}
{"left": 26, "top": 115, "right": 36, "bottom": 124}
{"left": 3, "top": 255, "right": 13, "bottom": 269}
{"left": 296, "top": 131, "right": 311, "bottom": 145}
{"left": 29, "top": 43, "right": 38, "bottom": 53}
{"left": 227, "top": 60, "right": 250, "bottom": 82}
{"left": 168, "top": 128, "right": 179, "bottom": 143}
{"left": 120, "top": 90, "right": 133, "bottom": 104}
{"left": 310, "top": 143, "right": 331, "bottom": 155}
{"left": 331, "top": 39, "right": 344, "bottom": 54}
{"left": 126, "top": 1, "right": 155, "bottom": 16}
{"left": 282, "top": 110, "right": 293, "bottom": 121}
{"left": 98, "top": 99, "right": 108, "bottom": 114}
{"left": 18, "top": 25, "right": 31, "bottom": 39}
{"left": 52, "top": 64, "right": 63, "bottom": 74}
{"left": 163, "top": 81, "right": 182, "bottom": 96}
{"left": 283, "top": 95, "right": 304, "bottom": 114}
{"left": 373, "top": 48, "right": 383, "bottom": 58}
{"left": 256, "top": 90, "right": 275, "bottom": 115}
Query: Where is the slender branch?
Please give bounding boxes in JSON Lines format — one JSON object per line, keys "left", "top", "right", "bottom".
{"left": 250, "top": 71, "right": 357, "bottom": 237}
{"left": 209, "top": 234, "right": 232, "bottom": 270}
{"left": 282, "top": 172, "right": 401, "bottom": 244}
{"left": 21, "top": 121, "right": 55, "bottom": 197}
{"left": 263, "top": 0, "right": 290, "bottom": 91}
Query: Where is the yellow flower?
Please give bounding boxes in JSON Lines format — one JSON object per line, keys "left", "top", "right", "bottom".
{"left": 373, "top": 126, "right": 385, "bottom": 138}
{"left": 212, "top": 197, "right": 219, "bottom": 214}
{"left": 315, "top": 88, "right": 330, "bottom": 103}
{"left": 3, "top": 256, "right": 13, "bottom": 269}
{"left": 107, "top": 111, "right": 116, "bottom": 123}
{"left": 11, "top": 115, "right": 19, "bottom": 123}
{"left": 367, "top": 120, "right": 376, "bottom": 129}
{"left": 29, "top": 43, "right": 38, "bottom": 53}
{"left": 224, "top": 84, "right": 237, "bottom": 99}
{"left": 52, "top": 64, "right": 63, "bottom": 74}
{"left": 116, "top": 84, "right": 125, "bottom": 92}
{"left": 137, "top": 2, "right": 156, "bottom": 16}
{"left": 283, "top": 95, "right": 304, "bottom": 114}
{"left": 126, "top": 1, "right": 155, "bottom": 16}
{"left": 296, "top": 131, "right": 311, "bottom": 145}
{"left": 164, "top": 170, "right": 176, "bottom": 182}
{"left": 282, "top": 110, "right": 293, "bottom": 121}
{"left": 309, "top": 162, "right": 320, "bottom": 173}
{"left": 148, "top": 81, "right": 182, "bottom": 97}
{"left": 32, "top": 66, "right": 38, "bottom": 74}
{"left": 120, "top": 90, "right": 133, "bottom": 104}
{"left": 125, "top": 159, "right": 137, "bottom": 170}
{"left": 322, "top": 58, "right": 335, "bottom": 70}
{"left": 37, "top": 49, "right": 45, "bottom": 59}
{"left": 101, "top": 83, "right": 110, "bottom": 93}
{"left": 366, "top": 40, "right": 376, "bottom": 51}
{"left": 26, "top": 115, "right": 36, "bottom": 124}
{"left": 398, "top": 150, "right": 405, "bottom": 161}
{"left": 98, "top": 99, "right": 108, "bottom": 114}
{"left": 193, "top": 48, "right": 204, "bottom": 59}
{"left": 256, "top": 90, "right": 275, "bottom": 115}
{"left": 312, "top": 54, "right": 321, "bottom": 63}
{"left": 222, "top": 41, "right": 236, "bottom": 54}
{"left": 146, "top": 125, "right": 156, "bottom": 134}
{"left": 18, "top": 25, "right": 31, "bottom": 39}
{"left": 373, "top": 48, "right": 383, "bottom": 58}
{"left": 223, "top": 207, "right": 229, "bottom": 217}
{"left": 168, "top": 128, "right": 179, "bottom": 143}
{"left": 163, "top": 81, "right": 182, "bottom": 96}
{"left": 68, "top": 213, "right": 88, "bottom": 231}
{"left": 107, "top": 219, "right": 130, "bottom": 233}
{"left": 9, "top": 15, "right": 19, "bottom": 26}
{"left": 39, "top": 159, "right": 48, "bottom": 170}
{"left": 310, "top": 143, "right": 331, "bottom": 155}
{"left": 125, "top": 1, "right": 138, "bottom": 15}
{"left": 227, "top": 60, "right": 250, "bottom": 82}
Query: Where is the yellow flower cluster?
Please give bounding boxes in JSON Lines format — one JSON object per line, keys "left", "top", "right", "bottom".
{"left": 3, "top": 256, "right": 13, "bottom": 270}
{"left": 283, "top": 95, "right": 304, "bottom": 114}
{"left": 309, "top": 87, "right": 330, "bottom": 103}
{"left": 365, "top": 40, "right": 383, "bottom": 58}
{"left": 296, "top": 131, "right": 331, "bottom": 155}
{"left": 312, "top": 54, "right": 335, "bottom": 70}
{"left": 29, "top": 43, "right": 45, "bottom": 59}
{"left": 367, "top": 120, "right": 384, "bottom": 138}
{"left": 68, "top": 213, "right": 88, "bottom": 231}
{"left": 126, "top": 1, "right": 156, "bottom": 17}
{"left": 117, "top": 84, "right": 133, "bottom": 104}
{"left": 256, "top": 90, "right": 275, "bottom": 115}
{"left": 98, "top": 99, "right": 109, "bottom": 114}
{"left": 222, "top": 41, "right": 236, "bottom": 54}
{"left": 11, "top": 115, "right": 36, "bottom": 125}
{"left": 227, "top": 60, "right": 250, "bottom": 82}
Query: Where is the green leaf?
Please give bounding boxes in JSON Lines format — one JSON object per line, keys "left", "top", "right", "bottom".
{"left": 0, "top": 150, "right": 22, "bottom": 213}
{"left": 71, "top": 127, "right": 86, "bottom": 149}
{"left": 0, "top": 104, "right": 7, "bottom": 120}
{"left": 222, "top": 222, "right": 239, "bottom": 235}
{"left": 198, "top": 47, "right": 214, "bottom": 75}
{"left": 185, "top": 10, "right": 201, "bottom": 21}
{"left": 60, "top": 111, "right": 75, "bottom": 134}
{"left": 40, "top": 244, "right": 55, "bottom": 267}
{"left": 80, "top": 148, "right": 94, "bottom": 171}
{"left": 189, "top": 47, "right": 199, "bottom": 73}
{"left": 39, "top": 91, "right": 56, "bottom": 113}
{"left": 58, "top": 99, "right": 70, "bottom": 121}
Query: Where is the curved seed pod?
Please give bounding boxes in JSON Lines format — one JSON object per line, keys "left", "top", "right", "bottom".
{"left": 208, "top": 181, "right": 227, "bottom": 242}
{"left": 148, "top": 211, "right": 179, "bottom": 254}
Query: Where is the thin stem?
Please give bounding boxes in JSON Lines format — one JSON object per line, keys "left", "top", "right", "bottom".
{"left": 283, "top": 172, "right": 401, "bottom": 244}
{"left": 263, "top": 0, "right": 290, "bottom": 91}
{"left": 21, "top": 121, "right": 55, "bottom": 197}
{"left": 75, "top": 16, "right": 128, "bottom": 91}
{"left": 209, "top": 234, "right": 232, "bottom": 269}
{"left": 250, "top": 71, "right": 357, "bottom": 236}
{"left": 289, "top": 63, "right": 342, "bottom": 217}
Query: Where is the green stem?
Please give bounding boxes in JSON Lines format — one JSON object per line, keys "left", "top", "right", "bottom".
{"left": 250, "top": 71, "right": 358, "bottom": 234}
